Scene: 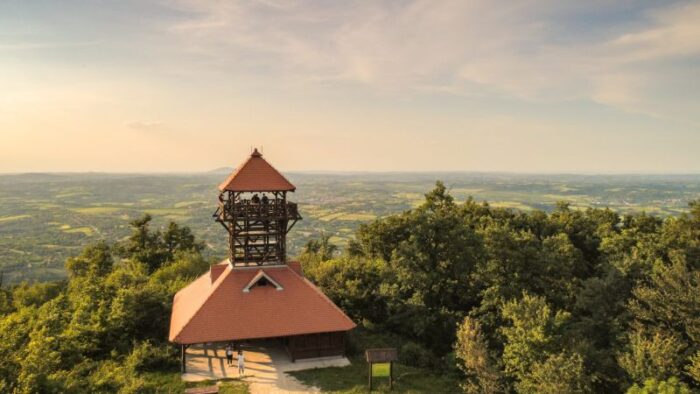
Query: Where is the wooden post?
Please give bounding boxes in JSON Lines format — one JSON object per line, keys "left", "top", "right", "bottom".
{"left": 181, "top": 344, "right": 188, "bottom": 373}
{"left": 368, "top": 362, "right": 372, "bottom": 391}
{"left": 390, "top": 361, "right": 393, "bottom": 390}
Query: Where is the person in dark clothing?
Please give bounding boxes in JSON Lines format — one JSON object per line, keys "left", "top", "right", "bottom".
{"left": 225, "top": 343, "right": 234, "bottom": 366}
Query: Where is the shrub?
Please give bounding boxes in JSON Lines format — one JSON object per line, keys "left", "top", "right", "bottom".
{"left": 400, "top": 341, "right": 436, "bottom": 369}
{"left": 127, "top": 341, "right": 179, "bottom": 372}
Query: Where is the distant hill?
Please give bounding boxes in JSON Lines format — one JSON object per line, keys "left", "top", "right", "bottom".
{"left": 208, "top": 167, "right": 234, "bottom": 174}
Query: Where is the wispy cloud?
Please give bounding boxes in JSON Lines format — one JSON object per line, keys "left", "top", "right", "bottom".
{"left": 161, "top": 0, "right": 699, "bottom": 122}
{"left": 2, "top": 0, "right": 699, "bottom": 172}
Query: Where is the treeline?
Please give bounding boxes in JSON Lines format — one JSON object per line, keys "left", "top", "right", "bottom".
{"left": 300, "top": 182, "right": 700, "bottom": 393}
{"left": 0, "top": 215, "right": 209, "bottom": 393}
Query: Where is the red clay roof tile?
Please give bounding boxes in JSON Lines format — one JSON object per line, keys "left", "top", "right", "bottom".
{"left": 218, "top": 149, "right": 296, "bottom": 192}
{"left": 169, "top": 261, "right": 356, "bottom": 344}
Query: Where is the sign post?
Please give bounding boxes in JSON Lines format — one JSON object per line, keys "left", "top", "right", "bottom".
{"left": 365, "top": 348, "right": 398, "bottom": 391}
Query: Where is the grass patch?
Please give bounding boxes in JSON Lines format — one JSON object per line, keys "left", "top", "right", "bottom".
{"left": 141, "top": 371, "right": 249, "bottom": 394}
{"left": 41, "top": 244, "right": 67, "bottom": 249}
{"left": 289, "top": 356, "right": 460, "bottom": 393}
{"left": 289, "top": 327, "right": 461, "bottom": 393}
{"left": 336, "top": 213, "right": 377, "bottom": 221}
{"left": 393, "top": 192, "right": 423, "bottom": 200}
{"left": 63, "top": 226, "right": 94, "bottom": 236}
{"left": 174, "top": 200, "right": 207, "bottom": 208}
{"left": 318, "top": 212, "right": 346, "bottom": 221}
{"left": 35, "top": 203, "right": 61, "bottom": 209}
{"left": 317, "top": 212, "right": 377, "bottom": 222}
{"left": 71, "top": 207, "right": 121, "bottom": 215}
{"left": 328, "top": 236, "right": 348, "bottom": 245}
{"left": 450, "top": 188, "right": 484, "bottom": 195}
{"left": 56, "top": 191, "right": 90, "bottom": 198}
{"left": 0, "top": 214, "right": 31, "bottom": 223}
{"left": 144, "top": 208, "right": 188, "bottom": 216}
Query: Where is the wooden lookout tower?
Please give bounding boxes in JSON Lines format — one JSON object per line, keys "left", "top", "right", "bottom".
{"left": 214, "top": 148, "right": 302, "bottom": 266}
{"left": 169, "top": 149, "right": 355, "bottom": 371}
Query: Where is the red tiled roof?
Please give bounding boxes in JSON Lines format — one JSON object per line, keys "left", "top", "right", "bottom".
{"left": 218, "top": 149, "right": 296, "bottom": 192}
{"left": 288, "top": 261, "right": 303, "bottom": 276}
{"left": 169, "top": 261, "right": 356, "bottom": 344}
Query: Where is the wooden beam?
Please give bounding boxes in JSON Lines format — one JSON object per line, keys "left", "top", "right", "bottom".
{"left": 181, "top": 344, "right": 187, "bottom": 373}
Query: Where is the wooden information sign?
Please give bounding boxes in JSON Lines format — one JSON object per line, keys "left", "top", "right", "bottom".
{"left": 365, "top": 348, "right": 398, "bottom": 391}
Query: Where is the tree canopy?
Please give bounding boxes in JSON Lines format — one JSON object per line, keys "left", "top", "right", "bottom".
{"left": 0, "top": 215, "right": 209, "bottom": 393}
{"left": 302, "top": 182, "right": 700, "bottom": 393}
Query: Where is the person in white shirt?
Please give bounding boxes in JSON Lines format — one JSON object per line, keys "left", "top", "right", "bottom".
{"left": 238, "top": 350, "right": 245, "bottom": 376}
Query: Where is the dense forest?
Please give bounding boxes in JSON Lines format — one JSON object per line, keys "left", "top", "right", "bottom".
{"left": 300, "top": 182, "right": 700, "bottom": 393}
{"left": 1, "top": 182, "right": 698, "bottom": 393}
{"left": 0, "top": 215, "right": 209, "bottom": 393}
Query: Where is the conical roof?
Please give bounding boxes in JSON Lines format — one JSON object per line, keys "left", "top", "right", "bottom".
{"left": 218, "top": 149, "right": 296, "bottom": 192}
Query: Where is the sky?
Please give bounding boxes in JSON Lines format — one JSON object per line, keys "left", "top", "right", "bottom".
{"left": 0, "top": 0, "right": 699, "bottom": 173}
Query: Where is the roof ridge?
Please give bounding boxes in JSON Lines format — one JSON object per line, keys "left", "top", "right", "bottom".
{"left": 217, "top": 155, "right": 254, "bottom": 191}
{"left": 173, "top": 261, "right": 232, "bottom": 343}
{"left": 260, "top": 155, "right": 295, "bottom": 190}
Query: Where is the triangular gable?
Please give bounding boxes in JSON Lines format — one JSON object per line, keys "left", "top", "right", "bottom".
{"left": 243, "top": 270, "right": 283, "bottom": 292}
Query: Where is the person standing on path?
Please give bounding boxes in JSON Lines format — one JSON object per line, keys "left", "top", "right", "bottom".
{"left": 238, "top": 350, "right": 245, "bottom": 376}
{"left": 225, "top": 344, "right": 233, "bottom": 366}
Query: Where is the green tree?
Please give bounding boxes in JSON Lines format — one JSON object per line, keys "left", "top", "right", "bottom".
{"left": 301, "top": 232, "right": 338, "bottom": 262}
{"left": 66, "top": 241, "right": 113, "bottom": 278}
{"left": 303, "top": 256, "right": 389, "bottom": 324}
{"left": 618, "top": 326, "right": 686, "bottom": 384}
{"left": 387, "top": 182, "right": 481, "bottom": 352}
{"left": 0, "top": 219, "right": 207, "bottom": 393}
{"left": 520, "top": 351, "right": 589, "bottom": 394}
{"left": 11, "top": 281, "right": 63, "bottom": 309}
{"left": 687, "top": 351, "right": 700, "bottom": 385}
{"left": 116, "top": 214, "right": 205, "bottom": 273}
{"left": 454, "top": 316, "right": 503, "bottom": 394}
{"left": 500, "top": 293, "right": 591, "bottom": 393}
{"left": 626, "top": 377, "right": 693, "bottom": 394}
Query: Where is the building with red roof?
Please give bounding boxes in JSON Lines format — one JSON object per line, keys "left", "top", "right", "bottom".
{"left": 169, "top": 149, "right": 356, "bottom": 369}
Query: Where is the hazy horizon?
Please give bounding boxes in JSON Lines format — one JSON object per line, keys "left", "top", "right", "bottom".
{"left": 3, "top": 169, "right": 700, "bottom": 177}
{"left": 2, "top": 1, "right": 699, "bottom": 173}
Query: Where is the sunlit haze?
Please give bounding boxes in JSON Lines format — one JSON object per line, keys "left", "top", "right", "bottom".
{"left": 1, "top": 1, "right": 699, "bottom": 173}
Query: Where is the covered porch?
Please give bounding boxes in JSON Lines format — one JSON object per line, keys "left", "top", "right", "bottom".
{"left": 181, "top": 340, "right": 350, "bottom": 392}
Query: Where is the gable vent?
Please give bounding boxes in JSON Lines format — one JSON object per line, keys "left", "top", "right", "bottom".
{"left": 243, "top": 271, "right": 283, "bottom": 293}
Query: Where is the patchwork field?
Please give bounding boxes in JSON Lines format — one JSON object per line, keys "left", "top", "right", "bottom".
{"left": 1, "top": 171, "right": 699, "bottom": 284}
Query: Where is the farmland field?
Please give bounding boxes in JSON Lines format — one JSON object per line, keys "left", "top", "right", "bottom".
{"left": 1, "top": 171, "right": 699, "bottom": 284}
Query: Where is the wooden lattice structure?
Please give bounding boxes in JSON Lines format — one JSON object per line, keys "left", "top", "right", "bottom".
{"left": 213, "top": 149, "right": 301, "bottom": 266}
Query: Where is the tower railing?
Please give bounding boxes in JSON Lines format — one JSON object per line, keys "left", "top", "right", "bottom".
{"left": 213, "top": 196, "right": 302, "bottom": 266}
{"left": 215, "top": 200, "right": 300, "bottom": 222}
